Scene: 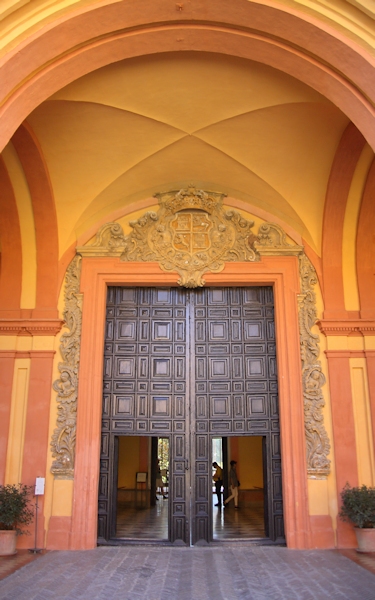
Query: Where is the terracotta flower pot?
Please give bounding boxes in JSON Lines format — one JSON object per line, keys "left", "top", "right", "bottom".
{"left": 0, "top": 530, "right": 17, "bottom": 555}
{"left": 354, "top": 527, "right": 375, "bottom": 553}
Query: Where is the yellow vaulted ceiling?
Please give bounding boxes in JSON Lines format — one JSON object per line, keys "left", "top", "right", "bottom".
{"left": 26, "top": 52, "right": 349, "bottom": 256}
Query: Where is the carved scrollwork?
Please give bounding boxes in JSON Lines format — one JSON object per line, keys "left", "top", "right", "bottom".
{"left": 298, "top": 254, "right": 331, "bottom": 478}
{"left": 254, "top": 224, "right": 330, "bottom": 477}
{"left": 255, "top": 222, "right": 303, "bottom": 255}
{"left": 52, "top": 189, "right": 331, "bottom": 480}
{"left": 50, "top": 255, "right": 83, "bottom": 478}
{"left": 120, "top": 187, "right": 259, "bottom": 287}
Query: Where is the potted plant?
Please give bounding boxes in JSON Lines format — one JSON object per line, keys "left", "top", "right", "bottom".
{"left": 339, "top": 483, "right": 375, "bottom": 552}
{"left": 0, "top": 484, "right": 34, "bottom": 555}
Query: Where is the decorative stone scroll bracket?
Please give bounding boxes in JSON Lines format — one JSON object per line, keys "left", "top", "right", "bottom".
{"left": 53, "top": 187, "right": 330, "bottom": 479}
{"left": 298, "top": 255, "right": 331, "bottom": 479}
{"left": 50, "top": 255, "right": 82, "bottom": 478}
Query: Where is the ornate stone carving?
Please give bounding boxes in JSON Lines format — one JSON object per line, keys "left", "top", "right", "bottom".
{"left": 55, "top": 190, "right": 331, "bottom": 480}
{"left": 119, "top": 187, "right": 259, "bottom": 287}
{"left": 254, "top": 222, "right": 303, "bottom": 256}
{"left": 298, "top": 254, "right": 331, "bottom": 478}
{"left": 50, "top": 255, "right": 83, "bottom": 478}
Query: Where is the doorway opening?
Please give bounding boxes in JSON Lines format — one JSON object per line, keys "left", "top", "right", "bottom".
{"left": 212, "top": 436, "right": 270, "bottom": 540}
{"left": 104, "top": 436, "right": 170, "bottom": 542}
{"left": 98, "top": 285, "right": 284, "bottom": 545}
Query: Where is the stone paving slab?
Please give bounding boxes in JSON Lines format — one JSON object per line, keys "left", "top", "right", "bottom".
{"left": 0, "top": 546, "right": 374, "bottom": 600}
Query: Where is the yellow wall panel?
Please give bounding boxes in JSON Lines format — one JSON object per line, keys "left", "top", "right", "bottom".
{"left": 238, "top": 437, "right": 264, "bottom": 489}
{"left": 350, "top": 360, "right": 375, "bottom": 486}
{"left": 343, "top": 145, "right": 374, "bottom": 311}
{"left": 5, "top": 360, "right": 30, "bottom": 484}
{"left": 51, "top": 479, "right": 74, "bottom": 516}
{"left": 2, "top": 143, "right": 37, "bottom": 308}
{"left": 118, "top": 436, "right": 140, "bottom": 488}
{"left": 308, "top": 479, "right": 330, "bottom": 515}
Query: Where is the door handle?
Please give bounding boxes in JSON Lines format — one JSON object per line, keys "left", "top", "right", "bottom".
{"left": 185, "top": 459, "right": 189, "bottom": 471}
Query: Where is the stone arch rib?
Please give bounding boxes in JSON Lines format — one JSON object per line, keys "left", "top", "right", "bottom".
{"left": 321, "top": 123, "right": 366, "bottom": 319}
{"left": 356, "top": 158, "right": 375, "bottom": 319}
{"left": 0, "top": 156, "right": 22, "bottom": 314}
{"left": 12, "top": 123, "right": 59, "bottom": 319}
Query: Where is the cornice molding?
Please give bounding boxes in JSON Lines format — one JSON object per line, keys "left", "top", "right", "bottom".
{"left": 0, "top": 350, "right": 56, "bottom": 358}
{"left": 0, "top": 319, "right": 64, "bottom": 336}
{"left": 317, "top": 320, "right": 375, "bottom": 336}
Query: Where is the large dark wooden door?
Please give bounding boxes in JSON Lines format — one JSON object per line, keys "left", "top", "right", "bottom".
{"left": 98, "top": 286, "right": 284, "bottom": 545}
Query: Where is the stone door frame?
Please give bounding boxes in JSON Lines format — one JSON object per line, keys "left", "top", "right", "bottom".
{"left": 68, "top": 256, "right": 310, "bottom": 549}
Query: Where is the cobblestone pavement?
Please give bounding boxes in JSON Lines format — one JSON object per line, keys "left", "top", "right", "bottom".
{"left": 0, "top": 545, "right": 375, "bottom": 600}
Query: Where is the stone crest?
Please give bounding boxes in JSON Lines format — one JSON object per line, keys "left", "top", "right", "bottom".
{"left": 120, "top": 187, "right": 259, "bottom": 287}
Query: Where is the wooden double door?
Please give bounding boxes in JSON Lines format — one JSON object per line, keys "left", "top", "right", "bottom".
{"left": 98, "top": 286, "right": 284, "bottom": 545}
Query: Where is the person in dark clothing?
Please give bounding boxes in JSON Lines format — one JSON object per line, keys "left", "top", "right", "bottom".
{"left": 212, "top": 462, "right": 223, "bottom": 507}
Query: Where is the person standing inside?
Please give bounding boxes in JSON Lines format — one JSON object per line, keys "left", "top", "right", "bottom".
{"left": 212, "top": 462, "right": 223, "bottom": 507}
{"left": 224, "top": 460, "right": 239, "bottom": 509}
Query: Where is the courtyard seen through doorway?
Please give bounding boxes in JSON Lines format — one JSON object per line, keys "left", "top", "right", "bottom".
{"left": 113, "top": 436, "right": 266, "bottom": 542}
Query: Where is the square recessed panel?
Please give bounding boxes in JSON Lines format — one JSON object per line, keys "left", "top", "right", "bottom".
{"left": 118, "top": 321, "right": 136, "bottom": 339}
{"left": 117, "top": 358, "right": 135, "bottom": 377}
{"left": 244, "top": 322, "right": 262, "bottom": 340}
{"left": 211, "top": 396, "right": 229, "bottom": 416}
{"left": 247, "top": 395, "right": 267, "bottom": 416}
{"left": 114, "top": 395, "right": 134, "bottom": 415}
{"left": 243, "top": 288, "right": 262, "bottom": 304}
{"left": 210, "top": 358, "right": 229, "bottom": 378}
{"left": 153, "top": 322, "right": 171, "bottom": 340}
{"left": 209, "top": 289, "right": 226, "bottom": 304}
{"left": 152, "top": 396, "right": 170, "bottom": 416}
{"left": 210, "top": 322, "right": 226, "bottom": 339}
{"left": 155, "top": 289, "right": 171, "bottom": 303}
{"left": 246, "top": 357, "right": 265, "bottom": 377}
{"left": 118, "top": 288, "right": 137, "bottom": 304}
{"left": 152, "top": 358, "right": 171, "bottom": 377}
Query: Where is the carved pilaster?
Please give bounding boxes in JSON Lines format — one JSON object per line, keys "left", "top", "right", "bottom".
{"left": 298, "top": 254, "right": 331, "bottom": 478}
{"left": 50, "top": 255, "right": 83, "bottom": 478}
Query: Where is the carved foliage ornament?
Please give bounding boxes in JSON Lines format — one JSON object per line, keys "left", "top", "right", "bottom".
{"left": 298, "top": 255, "right": 331, "bottom": 478}
{"left": 50, "top": 255, "right": 83, "bottom": 478}
{"left": 55, "top": 188, "right": 330, "bottom": 479}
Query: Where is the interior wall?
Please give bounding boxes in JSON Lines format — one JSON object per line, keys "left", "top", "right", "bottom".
{"left": 237, "top": 437, "right": 263, "bottom": 489}
{"left": 118, "top": 436, "right": 140, "bottom": 489}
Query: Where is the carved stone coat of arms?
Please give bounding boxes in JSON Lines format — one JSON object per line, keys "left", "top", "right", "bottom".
{"left": 120, "top": 187, "right": 258, "bottom": 287}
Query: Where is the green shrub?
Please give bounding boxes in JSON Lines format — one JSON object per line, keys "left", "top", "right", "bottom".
{"left": 0, "top": 484, "right": 34, "bottom": 534}
{"left": 339, "top": 483, "right": 375, "bottom": 529}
